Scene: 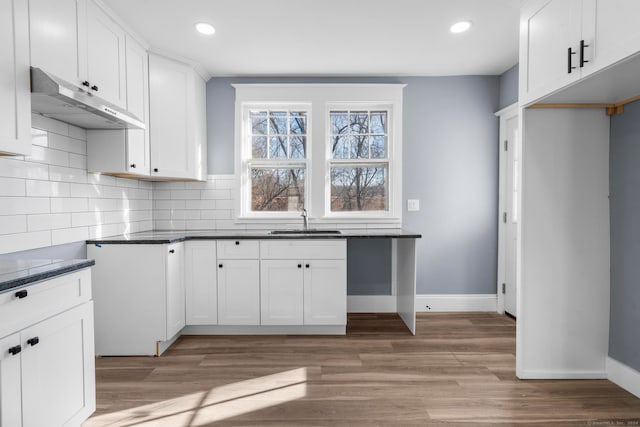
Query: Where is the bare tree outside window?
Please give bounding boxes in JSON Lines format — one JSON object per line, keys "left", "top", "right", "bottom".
{"left": 330, "top": 110, "right": 389, "bottom": 212}
{"left": 249, "top": 110, "right": 307, "bottom": 212}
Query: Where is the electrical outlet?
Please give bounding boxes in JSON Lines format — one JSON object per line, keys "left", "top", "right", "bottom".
{"left": 407, "top": 199, "right": 420, "bottom": 211}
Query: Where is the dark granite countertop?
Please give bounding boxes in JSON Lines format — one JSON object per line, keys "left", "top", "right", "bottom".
{"left": 0, "top": 259, "right": 95, "bottom": 294}
{"left": 86, "top": 229, "right": 422, "bottom": 244}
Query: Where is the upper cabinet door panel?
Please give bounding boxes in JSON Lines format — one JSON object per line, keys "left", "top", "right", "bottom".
{"left": 124, "top": 35, "right": 148, "bottom": 123}
{"left": 29, "top": 0, "right": 87, "bottom": 86}
{"left": 86, "top": 0, "right": 126, "bottom": 108}
{"left": 519, "top": 0, "right": 582, "bottom": 105}
{"left": 581, "top": 0, "right": 640, "bottom": 77}
{"left": 0, "top": 0, "right": 31, "bottom": 156}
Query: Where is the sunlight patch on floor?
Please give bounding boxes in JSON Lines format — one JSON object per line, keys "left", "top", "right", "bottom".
{"left": 84, "top": 367, "right": 308, "bottom": 427}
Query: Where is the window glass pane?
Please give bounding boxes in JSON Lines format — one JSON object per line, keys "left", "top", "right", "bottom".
{"left": 370, "top": 136, "right": 386, "bottom": 158}
{"left": 350, "top": 135, "right": 369, "bottom": 159}
{"left": 331, "top": 111, "right": 349, "bottom": 135}
{"left": 370, "top": 111, "right": 387, "bottom": 134}
{"left": 350, "top": 111, "right": 369, "bottom": 134}
{"left": 269, "top": 111, "right": 288, "bottom": 134}
{"left": 251, "top": 111, "right": 267, "bottom": 135}
{"left": 269, "top": 136, "right": 287, "bottom": 159}
{"left": 330, "top": 166, "right": 388, "bottom": 211}
{"left": 332, "top": 135, "right": 349, "bottom": 159}
{"left": 290, "top": 112, "right": 307, "bottom": 135}
{"left": 290, "top": 136, "right": 306, "bottom": 159}
{"left": 252, "top": 136, "right": 268, "bottom": 158}
{"left": 251, "top": 168, "right": 305, "bottom": 211}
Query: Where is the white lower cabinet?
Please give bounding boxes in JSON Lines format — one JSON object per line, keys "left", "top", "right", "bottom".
{"left": 303, "top": 259, "right": 347, "bottom": 325}
{"left": 260, "top": 260, "right": 304, "bottom": 325}
{"left": 217, "top": 259, "right": 260, "bottom": 325}
{"left": 185, "top": 241, "right": 218, "bottom": 325}
{"left": 0, "top": 268, "right": 95, "bottom": 427}
{"left": 88, "top": 242, "right": 185, "bottom": 355}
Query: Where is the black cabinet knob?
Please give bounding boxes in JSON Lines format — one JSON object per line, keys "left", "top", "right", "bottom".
{"left": 235, "top": 241, "right": 240, "bottom": 245}
{"left": 305, "top": 264, "right": 310, "bottom": 268}
{"left": 169, "top": 249, "right": 175, "bottom": 254}
{"left": 153, "top": 168, "right": 159, "bottom": 173}
{"left": 218, "top": 264, "right": 223, "bottom": 268}
{"left": 27, "top": 337, "right": 39, "bottom": 347}
{"left": 82, "top": 81, "right": 90, "bottom": 87}
{"left": 130, "top": 164, "right": 136, "bottom": 168}
{"left": 14, "top": 289, "right": 28, "bottom": 299}
{"left": 8, "top": 345, "right": 21, "bottom": 355}
{"left": 91, "top": 85, "right": 99, "bottom": 92}
{"left": 297, "top": 264, "right": 302, "bottom": 268}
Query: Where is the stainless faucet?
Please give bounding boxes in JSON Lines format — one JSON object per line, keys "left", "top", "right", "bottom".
{"left": 301, "top": 208, "right": 308, "bottom": 231}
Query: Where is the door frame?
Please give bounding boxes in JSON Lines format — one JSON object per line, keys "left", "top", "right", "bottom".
{"left": 496, "top": 102, "right": 520, "bottom": 315}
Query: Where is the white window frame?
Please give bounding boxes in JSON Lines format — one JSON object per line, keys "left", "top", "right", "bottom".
{"left": 234, "top": 84, "right": 404, "bottom": 224}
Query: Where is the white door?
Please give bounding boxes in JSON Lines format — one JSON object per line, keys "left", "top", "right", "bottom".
{"left": 124, "top": 35, "right": 150, "bottom": 174}
{"left": 0, "top": 333, "right": 22, "bottom": 427}
{"left": 21, "top": 303, "right": 95, "bottom": 427}
{"left": 261, "top": 260, "right": 304, "bottom": 325}
{"left": 499, "top": 110, "right": 520, "bottom": 317}
{"left": 217, "top": 260, "right": 260, "bottom": 325}
{"left": 166, "top": 243, "right": 185, "bottom": 338}
{"left": 303, "top": 259, "right": 346, "bottom": 325}
{"left": 86, "top": 0, "right": 126, "bottom": 107}
{"left": 29, "top": 0, "right": 87, "bottom": 87}
{"left": 520, "top": 0, "right": 582, "bottom": 105}
{"left": 185, "top": 241, "right": 218, "bottom": 325}
{"left": 0, "top": 0, "right": 31, "bottom": 156}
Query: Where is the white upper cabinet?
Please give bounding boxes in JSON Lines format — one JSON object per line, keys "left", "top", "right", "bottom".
{"left": 29, "top": 0, "right": 87, "bottom": 88}
{"left": 581, "top": 0, "right": 640, "bottom": 78}
{"left": 86, "top": 0, "right": 126, "bottom": 108}
{"left": 149, "top": 53, "right": 207, "bottom": 180}
{"left": 520, "top": 0, "right": 640, "bottom": 105}
{"left": 0, "top": 0, "right": 31, "bottom": 156}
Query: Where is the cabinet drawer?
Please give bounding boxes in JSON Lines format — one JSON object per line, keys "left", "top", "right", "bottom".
{"left": 217, "top": 240, "right": 259, "bottom": 259}
{"left": 260, "top": 240, "right": 346, "bottom": 260}
{"left": 0, "top": 268, "right": 92, "bottom": 339}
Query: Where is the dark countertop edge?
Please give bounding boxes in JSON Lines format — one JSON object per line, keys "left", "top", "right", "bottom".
{"left": 0, "top": 260, "right": 95, "bottom": 294}
{"left": 86, "top": 232, "right": 422, "bottom": 244}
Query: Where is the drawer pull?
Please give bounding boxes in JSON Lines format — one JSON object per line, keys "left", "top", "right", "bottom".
{"left": 305, "top": 264, "right": 310, "bottom": 268}
{"left": 14, "top": 289, "right": 28, "bottom": 299}
{"left": 27, "top": 337, "right": 39, "bottom": 347}
{"left": 235, "top": 241, "right": 240, "bottom": 245}
{"left": 8, "top": 345, "right": 21, "bottom": 356}
{"left": 297, "top": 264, "right": 302, "bottom": 268}
{"left": 169, "top": 249, "right": 175, "bottom": 254}
{"left": 218, "top": 264, "right": 223, "bottom": 268}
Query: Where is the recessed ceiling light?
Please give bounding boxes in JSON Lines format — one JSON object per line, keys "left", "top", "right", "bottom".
{"left": 195, "top": 22, "right": 216, "bottom": 36}
{"left": 450, "top": 21, "right": 472, "bottom": 34}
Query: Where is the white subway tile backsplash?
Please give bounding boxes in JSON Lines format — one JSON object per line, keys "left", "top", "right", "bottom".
{"left": 0, "top": 231, "right": 52, "bottom": 254}
{"left": 31, "top": 113, "right": 69, "bottom": 136}
{"left": 27, "top": 213, "right": 72, "bottom": 231}
{"left": 48, "top": 133, "right": 86, "bottom": 155}
{"left": 0, "top": 197, "right": 50, "bottom": 216}
{"left": 0, "top": 177, "right": 26, "bottom": 196}
{"left": 69, "top": 183, "right": 103, "bottom": 198}
{"left": 153, "top": 190, "right": 171, "bottom": 200}
{"left": 26, "top": 145, "right": 69, "bottom": 167}
{"left": 50, "top": 198, "right": 89, "bottom": 213}
{"left": 67, "top": 125, "right": 86, "bottom": 141}
{"left": 0, "top": 158, "right": 49, "bottom": 180}
{"left": 201, "top": 189, "right": 230, "bottom": 200}
{"left": 49, "top": 165, "right": 88, "bottom": 184}
{"left": 31, "top": 129, "right": 48, "bottom": 147}
{"left": 69, "top": 153, "right": 87, "bottom": 170}
{"left": 51, "top": 227, "right": 89, "bottom": 246}
{"left": 171, "top": 190, "right": 200, "bottom": 200}
{"left": 185, "top": 199, "right": 216, "bottom": 210}
{"left": 71, "top": 211, "right": 102, "bottom": 227}
{"left": 25, "top": 180, "right": 71, "bottom": 198}
{"left": 215, "top": 199, "right": 234, "bottom": 210}
{"left": 0, "top": 216, "right": 27, "bottom": 235}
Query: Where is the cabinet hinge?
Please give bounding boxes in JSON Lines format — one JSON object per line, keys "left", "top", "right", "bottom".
{"left": 502, "top": 283, "right": 506, "bottom": 294}
{"left": 504, "top": 140, "right": 508, "bottom": 151}
{"left": 503, "top": 212, "right": 507, "bottom": 223}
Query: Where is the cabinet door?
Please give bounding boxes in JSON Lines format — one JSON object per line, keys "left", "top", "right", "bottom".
{"left": 0, "top": 333, "right": 22, "bottom": 427}
{"left": 519, "top": 0, "right": 582, "bottom": 105}
{"left": 149, "top": 54, "right": 192, "bottom": 179}
{"left": 166, "top": 242, "right": 185, "bottom": 339}
{"left": 21, "top": 303, "right": 96, "bottom": 427}
{"left": 581, "top": 0, "right": 640, "bottom": 77}
{"left": 304, "top": 260, "right": 346, "bottom": 325}
{"left": 86, "top": 0, "right": 126, "bottom": 107}
{"left": 29, "top": 0, "right": 87, "bottom": 87}
{"left": 185, "top": 241, "right": 218, "bottom": 325}
{"left": 0, "top": 0, "right": 31, "bottom": 156}
{"left": 124, "top": 35, "right": 150, "bottom": 175}
{"left": 190, "top": 71, "right": 208, "bottom": 180}
{"left": 261, "top": 260, "right": 304, "bottom": 325}
{"left": 217, "top": 260, "right": 260, "bottom": 325}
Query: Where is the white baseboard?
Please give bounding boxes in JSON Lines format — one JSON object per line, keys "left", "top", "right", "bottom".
{"left": 607, "top": 356, "right": 640, "bottom": 398}
{"left": 517, "top": 369, "right": 607, "bottom": 379}
{"left": 415, "top": 294, "right": 497, "bottom": 312}
{"left": 347, "top": 296, "right": 396, "bottom": 313}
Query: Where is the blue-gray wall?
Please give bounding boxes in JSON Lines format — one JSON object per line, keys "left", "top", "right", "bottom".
{"left": 498, "top": 64, "right": 519, "bottom": 110}
{"left": 609, "top": 99, "right": 640, "bottom": 372}
{"left": 206, "top": 76, "right": 500, "bottom": 295}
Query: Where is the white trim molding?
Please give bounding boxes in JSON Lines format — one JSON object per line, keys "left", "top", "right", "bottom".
{"left": 347, "top": 296, "right": 396, "bottom": 313}
{"left": 415, "top": 294, "right": 497, "bottom": 312}
{"left": 517, "top": 369, "right": 607, "bottom": 380}
{"left": 607, "top": 356, "right": 640, "bottom": 398}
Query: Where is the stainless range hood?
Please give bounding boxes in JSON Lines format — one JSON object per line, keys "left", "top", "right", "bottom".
{"left": 30, "top": 67, "right": 145, "bottom": 130}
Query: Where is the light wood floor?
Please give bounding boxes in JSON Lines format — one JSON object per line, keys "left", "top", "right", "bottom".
{"left": 84, "top": 313, "right": 640, "bottom": 426}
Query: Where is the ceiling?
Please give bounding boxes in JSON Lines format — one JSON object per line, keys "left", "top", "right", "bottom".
{"left": 102, "top": 0, "right": 520, "bottom": 78}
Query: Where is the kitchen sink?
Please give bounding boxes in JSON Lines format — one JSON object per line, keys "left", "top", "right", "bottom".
{"left": 269, "top": 229, "right": 342, "bottom": 235}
